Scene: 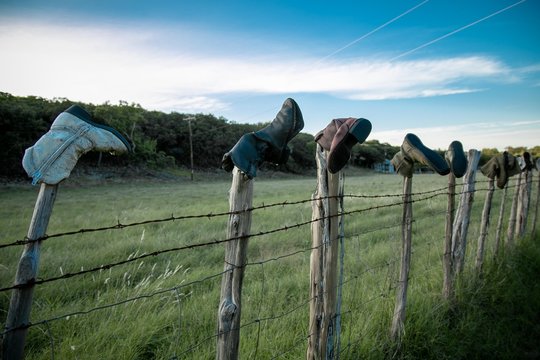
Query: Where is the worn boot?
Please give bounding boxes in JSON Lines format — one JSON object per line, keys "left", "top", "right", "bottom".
{"left": 481, "top": 152, "right": 520, "bottom": 189}
{"left": 481, "top": 153, "right": 504, "bottom": 188}
{"left": 399, "top": 133, "right": 450, "bottom": 176}
{"left": 507, "top": 152, "right": 521, "bottom": 177}
{"left": 327, "top": 118, "right": 372, "bottom": 173}
{"left": 523, "top": 152, "right": 533, "bottom": 171}
{"left": 221, "top": 98, "right": 304, "bottom": 178}
{"left": 391, "top": 150, "right": 414, "bottom": 178}
{"left": 445, "top": 141, "right": 468, "bottom": 178}
{"left": 314, "top": 118, "right": 346, "bottom": 151}
{"left": 22, "top": 105, "right": 131, "bottom": 185}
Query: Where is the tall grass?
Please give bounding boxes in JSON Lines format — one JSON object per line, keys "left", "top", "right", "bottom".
{"left": 0, "top": 170, "right": 538, "bottom": 359}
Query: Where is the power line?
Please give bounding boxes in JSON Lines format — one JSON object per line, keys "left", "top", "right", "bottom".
{"left": 389, "top": 0, "right": 528, "bottom": 62}
{"left": 315, "top": 0, "right": 430, "bottom": 64}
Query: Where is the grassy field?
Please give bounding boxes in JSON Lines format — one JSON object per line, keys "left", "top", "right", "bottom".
{"left": 0, "top": 169, "right": 539, "bottom": 359}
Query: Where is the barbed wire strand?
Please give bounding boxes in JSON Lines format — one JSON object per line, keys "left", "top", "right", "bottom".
{"left": 1, "top": 178, "right": 513, "bottom": 250}
{"left": 1, "top": 179, "right": 528, "bottom": 357}
{"left": 0, "top": 185, "right": 456, "bottom": 249}
{"left": 1, "top": 218, "right": 405, "bottom": 336}
{"left": 0, "top": 191, "right": 453, "bottom": 293}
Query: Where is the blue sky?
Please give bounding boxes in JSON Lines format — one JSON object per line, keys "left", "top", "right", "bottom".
{"left": 1, "top": 0, "right": 539, "bottom": 150}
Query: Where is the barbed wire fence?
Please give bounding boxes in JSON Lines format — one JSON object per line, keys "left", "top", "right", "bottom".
{"left": 0, "top": 173, "right": 538, "bottom": 359}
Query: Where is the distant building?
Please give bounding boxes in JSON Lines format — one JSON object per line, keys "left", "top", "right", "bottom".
{"left": 374, "top": 159, "right": 394, "bottom": 173}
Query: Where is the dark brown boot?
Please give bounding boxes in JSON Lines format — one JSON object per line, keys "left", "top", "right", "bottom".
{"left": 221, "top": 98, "right": 304, "bottom": 178}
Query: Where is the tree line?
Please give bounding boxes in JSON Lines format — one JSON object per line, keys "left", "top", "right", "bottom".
{"left": 1, "top": 92, "right": 538, "bottom": 179}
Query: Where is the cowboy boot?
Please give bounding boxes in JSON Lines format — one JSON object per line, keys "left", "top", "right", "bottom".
{"left": 445, "top": 141, "right": 467, "bottom": 178}
{"left": 391, "top": 150, "right": 414, "bottom": 177}
{"left": 400, "top": 133, "right": 450, "bottom": 176}
{"left": 523, "top": 152, "right": 533, "bottom": 171}
{"left": 507, "top": 152, "right": 521, "bottom": 177}
{"left": 327, "top": 118, "right": 372, "bottom": 173}
{"left": 22, "top": 105, "right": 131, "bottom": 185}
{"left": 221, "top": 98, "right": 304, "bottom": 178}
{"left": 314, "top": 118, "right": 348, "bottom": 151}
{"left": 480, "top": 154, "right": 499, "bottom": 180}
{"left": 481, "top": 152, "right": 520, "bottom": 189}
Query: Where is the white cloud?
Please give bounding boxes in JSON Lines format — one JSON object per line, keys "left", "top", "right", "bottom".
{"left": 371, "top": 120, "right": 540, "bottom": 150}
{"left": 0, "top": 19, "right": 518, "bottom": 113}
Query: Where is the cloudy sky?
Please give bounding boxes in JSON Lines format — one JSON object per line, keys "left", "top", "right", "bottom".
{"left": 1, "top": 0, "right": 539, "bottom": 150}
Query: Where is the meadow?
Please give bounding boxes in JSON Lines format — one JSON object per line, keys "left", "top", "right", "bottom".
{"left": 1, "top": 169, "right": 539, "bottom": 359}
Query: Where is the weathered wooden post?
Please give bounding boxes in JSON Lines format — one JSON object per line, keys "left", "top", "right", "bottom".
{"left": 515, "top": 168, "right": 532, "bottom": 238}
{"left": 390, "top": 175, "right": 413, "bottom": 342}
{"left": 443, "top": 172, "right": 456, "bottom": 299}
{"left": 3, "top": 184, "right": 58, "bottom": 360}
{"left": 308, "top": 144, "right": 341, "bottom": 360}
{"left": 531, "top": 165, "right": 540, "bottom": 236}
{"left": 475, "top": 178, "right": 495, "bottom": 272}
{"left": 218, "top": 97, "right": 304, "bottom": 359}
{"left": 506, "top": 174, "right": 521, "bottom": 248}
{"left": 335, "top": 171, "right": 345, "bottom": 358}
{"left": 493, "top": 185, "right": 508, "bottom": 258}
{"left": 3, "top": 104, "right": 130, "bottom": 359}
{"left": 217, "top": 167, "right": 253, "bottom": 360}
{"left": 452, "top": 149, "right": 481, "bottom": 275}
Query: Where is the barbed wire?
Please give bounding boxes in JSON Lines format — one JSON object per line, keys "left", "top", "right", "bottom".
{"left": 0, "top": 185, "right": 454, "bottom": 250}
{"left": 1, "top": 178, "right": 515, "bottom": 250}
{"left": 2, "top": 176, "right": 535, "bottom": 358}
{"left": 0, "top": 184, "right": 500, "bottom": 293}
{"left": 0, "top": 191, "right": 453, "bottom": 293}
{"left": 1, "top": 219, "right": 407, "bottom": 336}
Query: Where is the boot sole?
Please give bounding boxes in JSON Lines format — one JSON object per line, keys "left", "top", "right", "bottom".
{"left": 403, "top": 134, "right": 450, "bottom": 175}
{"left": 446, "top": 141, "right": 467, "bottom": 178}
{"left": 328, "top": 118, "right": 372, "bottom": 173}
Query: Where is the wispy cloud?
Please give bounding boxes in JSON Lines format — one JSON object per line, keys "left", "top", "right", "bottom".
{"left": 0, "top": 19, "right": 519, "bottom": 113}
{"left": 371, "top": 120, "right": 540, "bottom": 150}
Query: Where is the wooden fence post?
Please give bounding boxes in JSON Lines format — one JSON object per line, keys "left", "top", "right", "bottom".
{"left": 3, "top": 183, "right": 58, "bottom": 360}
{"left": 506, "top": 174, "right": 521, "bottom": 248}
{"left": 443, "top": 173, "right": 456, "bottom": 299}
{"left": 515, "top": 169, "right": 532, "bottom": 238}
{"left": 475, "top": 178, "right": 495, "bottom": 272}
{"left": 531, "top": 171, "right": 540, "bottom": 236}
{"left": 493, "top": 185, "right": 508, "bottom": 259}
{"left": 216, "top": 167, "right": 253, "bottom": 360}
{"left": 390, "top": 175, "right": 413, "bottom": 343}
{"left": 452, "top": 149, "right": 481, "bottom": 275}
{"left": 335, "top": 172, "right": 345, "bottom": 358}
{"left": 308, "top": 144, "right": 341, "bottom": 360}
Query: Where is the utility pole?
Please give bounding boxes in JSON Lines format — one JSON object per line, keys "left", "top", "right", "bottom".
{"left": 186, "top": 116, "right": 195, "bottom": 181}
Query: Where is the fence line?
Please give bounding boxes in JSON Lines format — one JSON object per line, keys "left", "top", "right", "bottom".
{"left": 0, "top": 180, "right": 510, "bottom": 250}
{"left": 0, "top": 190, "right": 458, "bottom": 294}
{"left": 0, "top": 217, "right": 408, "bottom": 336}
{"left": 2, "top": 174, "right": 537, "bottom": 359}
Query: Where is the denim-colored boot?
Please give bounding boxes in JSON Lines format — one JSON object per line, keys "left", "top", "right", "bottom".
{"left": 22, "top": 105, "right": 131, "bottom": 185}
{"left": 221, "top": 98, "right": 304, "bottom": 178}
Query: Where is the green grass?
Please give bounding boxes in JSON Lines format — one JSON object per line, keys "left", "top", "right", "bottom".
{"left": 0, "top": 170, "right": 538, "bottom": 359}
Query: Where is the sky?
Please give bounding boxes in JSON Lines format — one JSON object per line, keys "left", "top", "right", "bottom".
{"left": 1, "top": 0, "right": 539, "bottom": 150}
